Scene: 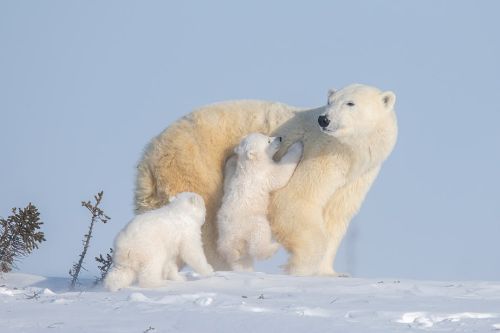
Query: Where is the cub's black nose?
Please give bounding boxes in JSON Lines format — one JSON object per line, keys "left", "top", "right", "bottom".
{"left": 278, "top": 136, "right": 282, "bottom": 142}
{"left": 318, "top": 115, "right": 330, "bottom": 128}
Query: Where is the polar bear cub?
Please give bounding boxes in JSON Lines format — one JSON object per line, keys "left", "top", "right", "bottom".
{"left": 217, "top": 133, "right": 303, "bottom": 271}
{"left": 104, "top": 192, "right": 213, "bottom": 291}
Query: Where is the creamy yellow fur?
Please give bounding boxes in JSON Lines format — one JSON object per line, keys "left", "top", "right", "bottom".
{"left": 135, "top": 85, "right": 398, "bottom": 275}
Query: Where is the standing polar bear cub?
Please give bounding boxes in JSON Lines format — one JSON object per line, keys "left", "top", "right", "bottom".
{"left": 104, "top": 192, "right": 213, "bottom": 291}
{"left": 217, "top": 133, "right": 303, "bottom": 271}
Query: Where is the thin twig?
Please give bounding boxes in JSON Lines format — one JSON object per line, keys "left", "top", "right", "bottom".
{"left": 69, "top": 191, "right": 110, "bottom": 289}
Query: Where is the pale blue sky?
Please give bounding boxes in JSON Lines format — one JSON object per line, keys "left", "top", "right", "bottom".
{"left": 1, "top": 1, "right": 499, "bottom": 280}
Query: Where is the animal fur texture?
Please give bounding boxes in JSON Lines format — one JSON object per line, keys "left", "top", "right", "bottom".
{"left": 104, "top": 192, "right": 213, "bottom": 291}
{"left": 135, "top": 84, "right": 397, "bottom": 275}
{"left": 216, "top": 133, "right": 303, "bottom": 271}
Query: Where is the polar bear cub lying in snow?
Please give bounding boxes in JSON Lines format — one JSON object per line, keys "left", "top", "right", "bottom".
{"left": 104, "top": 192, "right": 213, "bottom": 291}
{"left": 217, "top": 133, "right": 303, "bottom": 271}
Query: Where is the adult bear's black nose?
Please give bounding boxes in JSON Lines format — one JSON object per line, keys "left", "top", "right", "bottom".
{"left": 318, "top": 115, "right": 330, "bottom": 128}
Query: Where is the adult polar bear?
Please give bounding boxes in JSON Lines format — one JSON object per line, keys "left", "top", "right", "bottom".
{"left": 135, "top": 84, "right": 398, "bottom": 276}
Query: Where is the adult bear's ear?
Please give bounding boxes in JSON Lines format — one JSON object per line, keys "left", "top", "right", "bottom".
{"left": 381, "top": 91, "right": 396, "bottom": 110}
{"left": 327, "top": 88, "right": 336, "bottom": 105}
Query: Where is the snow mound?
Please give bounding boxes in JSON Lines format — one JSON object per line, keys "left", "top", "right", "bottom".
{"left": 396, "top": 311, "right": 498, "bottom": 328}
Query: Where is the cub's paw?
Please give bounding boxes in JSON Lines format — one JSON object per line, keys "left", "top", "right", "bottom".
{"left": 288, "top": 141, "right": 303, "bottom": 153}
{"left": 199, "top": 264, "right": 214, "bottom": 276}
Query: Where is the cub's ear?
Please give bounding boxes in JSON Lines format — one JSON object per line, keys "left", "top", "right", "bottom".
{"left": 246, "top": 149, "right": 256, "bottom": 160}
{"left": 327, "top": 88, "right": 336, "bottom": 105}
{"left": 381, "top": 91, "right": 396, "bottom": 110}
{"left": 188, "top": 194, "right": 204, "bottom": 208}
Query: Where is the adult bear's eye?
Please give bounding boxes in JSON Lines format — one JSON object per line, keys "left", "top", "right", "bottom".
{"left": 346, "top": 102, "right": 355, "bottom": 107}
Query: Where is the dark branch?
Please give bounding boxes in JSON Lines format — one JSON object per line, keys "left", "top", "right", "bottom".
{"left": 0, "top": 203, "right": 45, "bottom": 273}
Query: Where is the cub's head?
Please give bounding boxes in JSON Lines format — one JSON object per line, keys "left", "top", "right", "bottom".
{"left": 169, "top": 192, "right": 206, "bottom": 224}
{"left": 318, "top": 84, "right": 396, "bottom": 143}
{"left": 235, "top": 133, "right": 282, "bottom": 163}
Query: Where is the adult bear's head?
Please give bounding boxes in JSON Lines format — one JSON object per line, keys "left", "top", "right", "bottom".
{"left": 318, "top": 84, "right": 396, "bottom": 144}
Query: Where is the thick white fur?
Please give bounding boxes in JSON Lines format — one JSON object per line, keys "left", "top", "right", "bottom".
{"left": 216, "top": 133, "right": 303, "bottom": 271}
{"left": 270, "top": 85, "right": 397, "bottom": 275}
{"left": 135, "top": 84, "right": 398, "bottom": 276}
{"left": 104, "top": 192, "right": 213, "bottom": 291}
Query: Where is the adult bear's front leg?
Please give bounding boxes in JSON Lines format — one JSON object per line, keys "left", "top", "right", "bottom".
{"left": 318, "top": 167, "right": 381, "bottom": 276}
{"left": 269, "top": 149, "right": 349, "bottom": 276}
{"left": 270, "top": 196, "right": 329, "bottom": 275}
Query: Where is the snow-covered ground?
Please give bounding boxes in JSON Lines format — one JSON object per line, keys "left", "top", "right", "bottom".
{"left": 1, "top": 272, "right": 499, "bottom": 333}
